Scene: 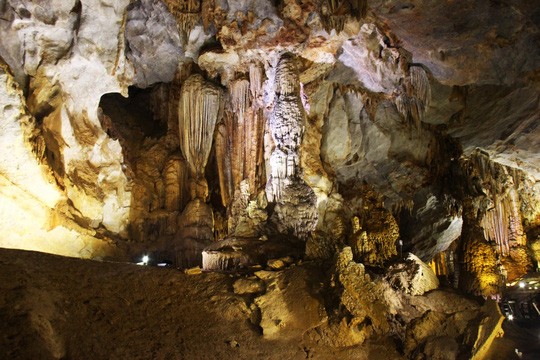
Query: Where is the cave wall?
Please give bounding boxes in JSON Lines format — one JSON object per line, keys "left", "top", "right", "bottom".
{"left": 0, "top": 0, "right": 539, "bottom": 292}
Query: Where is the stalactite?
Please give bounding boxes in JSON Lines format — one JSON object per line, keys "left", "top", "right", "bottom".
{"left": 163, "top": 0, "right": 201, "bottom": 36}
{"left": 178, "top": 73, "right": 222, "bottom": 188}
{"left": 249, "top": 62, "right": 264, "bottom": 101}
{"left": 395, "top": 65, "right": 431, "bottom": 127}
{"left": 175, "top": 74, "right": 222, "bottom": 267}
{"left": 230, "top": 78, "right": 250, "bottom": 119}
{"left": 410, "top": 66, "right": 431, "bottom": 109}
{"left": 461, "top": 150, "right": 531, "bottom": 282}
{"left": 320, "top": 0, "right": 368, "bottom": 33}
{"left": 166, "top": 62, "right": 193, "bottom": 145}
{"left": 469, "top": 151, "right": 526, "bottom": 256}
{"left": 215, "top": 121, "right": 232, "bottom": 207}
{"left": 229, "top": 79, "right": 250, "bottom": 191}
{"left": 215, "top": 74, "right": 265, "bottom": 209}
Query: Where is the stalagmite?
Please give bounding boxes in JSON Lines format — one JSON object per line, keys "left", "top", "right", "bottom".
{"left": 348, "top": 203, "right": 399, "bottom": 267}
{"left": 266, "top": 53, "right": 318, "bottom": 240}
{"left": 267, "top": 53, "right": 306, "bottom": 202}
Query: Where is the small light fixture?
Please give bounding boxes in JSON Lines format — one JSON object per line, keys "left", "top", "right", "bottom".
{"left": 142, "top": 255, "right": 149, "bottom": 265}
{"left": 519, "top": 281, "right": 526, "bottom": 288}
{"left": 508, "top": 314, "right": 514, "bottom": 321}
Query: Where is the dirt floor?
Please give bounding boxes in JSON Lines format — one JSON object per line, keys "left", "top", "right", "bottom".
{"left": 3, "top": 248, "right": 540, "bottom": 360}
{"left": 0, "top": 248, "right": 401, "bottom": 360}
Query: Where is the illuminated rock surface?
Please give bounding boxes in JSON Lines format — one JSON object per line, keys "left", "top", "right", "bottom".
{"left": 1, "top": 0, "right": 540, "bottom": 358}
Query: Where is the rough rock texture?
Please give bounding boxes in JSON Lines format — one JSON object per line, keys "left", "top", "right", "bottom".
{"left": 0, "top": 0, "right": 135, "bottom": 241}
{"left": 253, "top": 267, "right": 326, "bottom": 340}
{"left": 0, "top": 58, "right": 115, "bottom": 258}
{"left": 386, "top": 253, "right": 439, "bottom": 296}
{"left": 125, "top": 0, "right": 183, "bottom": 88}
{"left": 370, "top": 0, "right": 540, "bottom": 86}
{"left": 266, "top": 53, "right": 318, "bottom": 241}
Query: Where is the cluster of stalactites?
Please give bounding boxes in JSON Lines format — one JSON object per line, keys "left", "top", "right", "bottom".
{"left": 215, "top": 63, "right": 266, "bottom": 208}
{"left": 320, "top": 0, "right": 368, "bottom": 33}
{"left": 348, "top": 210, "right": 399, "bottom": 267}
{"left": 469, "top": 151, "right": 526, "bottom": 256}
{"left": 480, "top": 190, "right": 525, "bottom": 255}
{"left": 163, "top": 0, "right": 202, "bottom": 35}
{"left": 178, "top": 74, "right": 223, "bottom": 183}
{"left": 395, "top": 65, "right": 431, "bottom": 127}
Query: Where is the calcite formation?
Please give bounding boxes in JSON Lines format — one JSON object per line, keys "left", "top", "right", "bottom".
{"left": 178, "top": 73, "right": 222, "bottom": 198}
{"left": 266, "top": 53, "right": 318, "bottom": 240}
{"left": 215, "top": 64, "right": 265, "bottom": 208}
{"left": 174, "top": 74, "right": 223, "bottom": 265}
{"left": 386, "top": 253, "right": 440, "bottom": 296}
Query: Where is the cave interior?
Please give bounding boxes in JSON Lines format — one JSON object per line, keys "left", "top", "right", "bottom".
{"left": 1, "top": 0, "right": 540, "bottom": 359}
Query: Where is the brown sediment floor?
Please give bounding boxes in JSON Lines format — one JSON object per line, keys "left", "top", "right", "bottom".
{"left": 0, "top": 248, "right": 399, "bottom": 360}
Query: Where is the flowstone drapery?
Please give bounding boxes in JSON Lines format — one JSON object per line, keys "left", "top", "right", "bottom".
{"left": 215, "top": 64, "right": 266, "bottom": 210}
{"left": 176, "top": 74, "right": 223, "bottom": 267}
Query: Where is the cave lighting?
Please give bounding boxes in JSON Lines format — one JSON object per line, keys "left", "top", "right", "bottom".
{"left": 507, "top": 314, "right": 514, "bottom": 321}
{"left": 137, "top": 255, "right": 149, "bottom": 266}
{"left": 518, "top": 281, "right": 526, "bottom": 288}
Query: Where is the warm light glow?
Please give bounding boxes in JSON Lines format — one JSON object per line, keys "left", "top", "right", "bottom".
{"left": 519, "top": 281, "right": 526, "bottom": 288}
{"left": 508, "top": 314, "right": 514, "bottom": 321}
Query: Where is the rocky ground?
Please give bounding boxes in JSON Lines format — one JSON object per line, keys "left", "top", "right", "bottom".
{"left": 0, "top": 248, "right": 401, "bottom": 360}
{"left": 1, "top": 247, "right": 534, "bottom": 360}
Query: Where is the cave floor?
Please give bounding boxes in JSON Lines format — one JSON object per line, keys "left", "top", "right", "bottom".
{"left": 0, "top": 248, "right": 400, "bottom": 360}
{"left": 2, "top": 248, "right": 539, "bottom": 360}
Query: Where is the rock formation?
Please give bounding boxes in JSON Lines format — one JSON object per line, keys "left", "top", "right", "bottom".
{"left": 176, "top": 73, "right": 223, "bottom": 267}
{"left": 266, "top": 53, "right": 318, "bottom": 241}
